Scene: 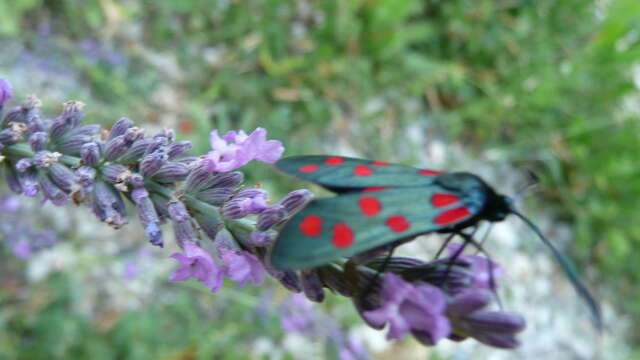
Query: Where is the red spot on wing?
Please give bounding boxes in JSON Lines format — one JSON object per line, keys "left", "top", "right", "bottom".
{"left": 325, "top": 157, "right": 344, "bottom": 165}
{"left": 359, "top": 197, "right": 382, "bottom": 217}
{"left": 386, "top": 215, "right": 410, "bottom": 233}
{"left": 332, "top": 223, "right": 354, "bottom": 248}
{"left": 362, "top": 186, "right": 390, "bottom": 193}
{"left": 299, "top": 215, "right": 322, "bottom": 236}
{"left": 371, "top": 161, "right": 390, "bottom": 166}
{"left": 419, "top": 169, "right": 441, "bottom": 176}
{"left": 299, "top": 164, "right": 320, "bottom": 173}
{"left": 354, "top": 165, "right": 374, "bottom": 176}
{"left": 431, "top": 193, "right": 461, "bottom": 208}
{"left": 435, "top": 207, "right": 472, "bottom": 226}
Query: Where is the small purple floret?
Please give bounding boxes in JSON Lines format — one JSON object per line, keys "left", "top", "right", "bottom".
{"left": 220, "top": 249, "right": 265, "bottom": 287}
{"left": 362, "top": 273, "right": 451, "bottom": 344}
{"left": 204, "top": 127, "right": 284, "bottom": 172}
{"left": 169, "top": 241, "right": 224, "bottom": 293}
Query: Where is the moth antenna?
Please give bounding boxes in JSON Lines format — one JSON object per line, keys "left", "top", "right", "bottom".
{"left": 511, "top": 210, "right": 603, "bottom": 331}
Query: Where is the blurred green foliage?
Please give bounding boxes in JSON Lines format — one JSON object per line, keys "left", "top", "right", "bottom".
{"left": 1, "top": 0, "right": 640, "bottom": 351}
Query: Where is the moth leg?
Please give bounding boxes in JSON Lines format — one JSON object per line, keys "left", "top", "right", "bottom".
{"left": 455, "top": 232, "right": 503, "bottom": 309}
{"left": 360, "top": 244, "right": 397, "bottom": 300}
{"left": 433, "top": 232, "right": 456, "bottom": 260}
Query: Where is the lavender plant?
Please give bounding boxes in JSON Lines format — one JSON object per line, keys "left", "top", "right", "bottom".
{"left": 0, "top": 78, "right": 525, "bottom": 350}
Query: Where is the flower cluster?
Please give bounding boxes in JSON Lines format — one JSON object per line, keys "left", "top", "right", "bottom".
{"left": 0, "top": 79, "right": 310, "bottom": 294}
{"left": 0, "top": 79, "right": 525, "bottom": 350}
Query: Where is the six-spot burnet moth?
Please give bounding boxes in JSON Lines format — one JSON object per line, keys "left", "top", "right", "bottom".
{"left": 270, "top": 155, "right": 602, "bottom": 329}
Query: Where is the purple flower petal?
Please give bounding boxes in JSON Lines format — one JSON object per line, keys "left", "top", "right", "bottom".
{"left": 362, "top": 273, "right": 451, "bottom": 343}
{"left": 221, "top": 250, "right": 265, "bottom": 287}
{"left": 205, "top": 127, "right": 284, "bottom": 172}
{"left": 169, "top": 242, "right": 224, "bottom": 292}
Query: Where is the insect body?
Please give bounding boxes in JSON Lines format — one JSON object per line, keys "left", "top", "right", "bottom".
{"left": 271, "top": 155, "right": 601, "bottom": 329}
{"left": 272, "top": 155, "right": 511, "bottom": 269}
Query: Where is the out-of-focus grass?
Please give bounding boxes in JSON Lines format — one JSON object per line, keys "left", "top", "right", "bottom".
{"left": 1, "top": 0, "right": 640, "bottom": 353}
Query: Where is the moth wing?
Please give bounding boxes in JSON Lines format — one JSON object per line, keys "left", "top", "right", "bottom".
{"left": 271, "top": 186, "right": 485, "bottom": 270}
{"left": 275, "top": 155, "right": 441, "bottom": 192}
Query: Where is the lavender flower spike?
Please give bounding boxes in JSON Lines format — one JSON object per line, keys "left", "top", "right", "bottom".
{"left": 169, "top": 241, "right": 224, "bottom": 293}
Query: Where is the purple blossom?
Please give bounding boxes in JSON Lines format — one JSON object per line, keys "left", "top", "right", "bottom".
{"left": 204, "top": 127, "right": 284, "bottom": 172}
{"left": 0, "top": 78, "right": 12, "bottom": 106}
{"left": 169, "top": 241, "right": 224, "bottom": 292}
{"left": 220, "top": 249, "right": 265, "bottom": 287}
{"left": 362, "top": 273, "right": 451, "bottom": 344}
{"left": 447, "top": 243, "right": 502, "bottom": 290}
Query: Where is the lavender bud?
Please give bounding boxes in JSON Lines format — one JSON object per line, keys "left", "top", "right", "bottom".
{"left": 140, "top": 149, "right": 167, "bottom": 177}
{"left": 130, "top": 173, "right": 144, "bottom": 187}
{"left": 107, "top": 117, "right": 133, "bottom": 141}
{"left": 29, "top": 132, "right": 48, "bottom": 151}
{"left": 124, "top": 126, "right": 145, "bottom": 142}
{"left": 33, "top": 151, "right": 61, "bottom": 169}
{"left": 257, "top": 205, "right": 287, "bottom": 231}
{"left": 103, "top": 135, "right": 131, "bottom": 161}
{"left": 144, "top": 137, "right": 168, "bottom": 156}
{"left": 464, "top": 310, "right": 526, "bottom": 335}
{"left": 250, "top": 231, "right": 274, "bottom": 247}
{"left": 68, "top": 124, "right": 101, "bottom": 137}
{"left": 92, "top": 181, "right": 127, "bottom": 229}
{"left": 0, "top": 128, "right": 20, "bottom": 145}
{"left": 279, "top": 271, "right": 303, "bottom": 293}
{"left": 280, "top": 189, "right": 313, "bottom": 214}
{"left": 132, "top": 187, "right": 163, "bottom": 247}
{"left": 48, "top": 101, "right": 85, "bottom": 139}
{"left": 167, "top": 141, "right": 192, "bottom": 159}
{"left": 4, "top": 163, "right": 22, "bottom": 193}
{"left": 177, "top": 156, "right": 198, "bottom": 165}
{"left": 101, "top": 164, "right": 132, "bottom": 192}
{"left": 168, "top": 200, "right": 197, "bottom": 247}
{"left": 183, "top": 163, "right": 212, "bottom": 192}
{"left": 118, "top": 138, "right": 153, "bottom": 163}
{"left": 152, "top": 162, "right": 189, "bottom": 183}
{"left": 222, "top": 198, "right": 249, "bottom": 219}
{"left": 155, "top": 128, "right": 174, "bottom": 142}
{"left": 81, "top": 142, "right": 101, "bottom": 166}
{"left": 195, "top": 187, "right": 235, "bottom": 206}
{"left": 21, "top": 170, "right": 40, "bottom": 197}
{"left": 168, "top": 200, "right": 191, "bottom": 222}
{"left": 48, "top": 163, "right": 75, "bottom": 192}
{"left": 2, "top": 107, "right": 23, "bottom": 128}
{"left": 300, "top": 270, "right": 325, "bottom": 302}
{"left": 56, "top": 134, "right": 93, "bottom": 155}
{"left": 236, "top": 188, "right": 267, "bottom": 199}
{"left": 60, "top": 101, "right": 85, "bottom": 127}
{"left": 15, "top": 158, "right": 34, "bottom": 172}
{"left": 76, "top": 166, "right": 96, "bottom": 187}
{"left": 39, "top": 173, "right": 68, "bottom": 206}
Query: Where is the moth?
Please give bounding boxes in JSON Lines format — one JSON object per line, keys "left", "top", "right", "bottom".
{"left": 271, "top": 155, "right": 601, "bottom": 328}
